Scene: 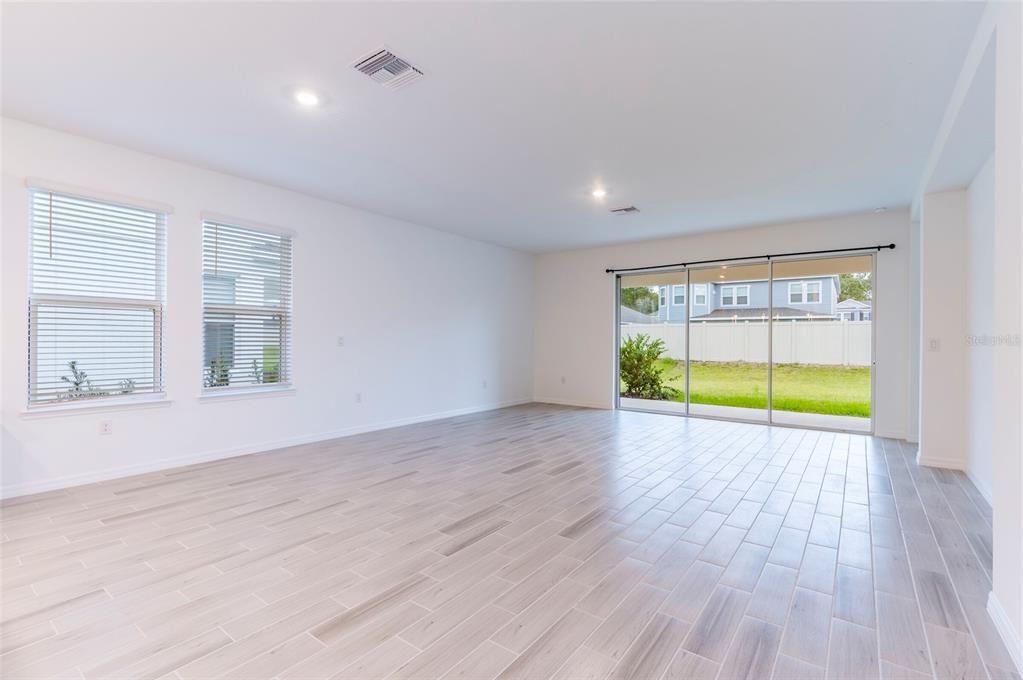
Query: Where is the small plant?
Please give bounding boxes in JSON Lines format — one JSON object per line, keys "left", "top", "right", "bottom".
{"left": 60, "top": 360, "right": 91, "bottom": 398}
{"left": 57, "top": 361, "right": 115, "bottom": 400}
{"left": 619, "top": 334, "right": 679, "bottom": 400}
{"left": 204, "top": 356, "right": 231, "bottom": 388}
{"left": 119, "top": 378, "right": 136, "bottom": 394}
{"left": 251, "top": 359, "right": 264, "bottom": 384}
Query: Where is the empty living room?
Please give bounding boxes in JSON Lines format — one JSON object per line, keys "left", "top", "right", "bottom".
{"left": 2, "top": 2, "right": 1022, "bottom": 679}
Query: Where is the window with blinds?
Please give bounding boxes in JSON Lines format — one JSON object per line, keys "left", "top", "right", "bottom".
{"left": 202, "top": 219, "right": 292, "bottom": 392}
{"left": 28, "top": 189, "right": 166, "bottom": 404}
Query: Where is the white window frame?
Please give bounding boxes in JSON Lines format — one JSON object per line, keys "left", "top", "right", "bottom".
{"left": 672, "top": 284, "right": 686, "bottom": 305}
{"left": 201, "top": 218, "right": 293, "bottom": 396}
{"left": 659, "top": 286, "right": 667, "bottom": 308}
{"left": 805, "top": 281, "right": 822, "bottom": 304}
{"left": 693, "top": 284, "right": 707, "bottom": 306}
{"left": 26, "top": 187, "right": 167, "bottom": 408}
{"left": 721, "top": 284, "right": 750, "bottom": 307}
{"left": 789, "top": 280, "right": 822, "bottom": 305}
{"left": 788, "top": 281, "right": 804, "bottom": 304}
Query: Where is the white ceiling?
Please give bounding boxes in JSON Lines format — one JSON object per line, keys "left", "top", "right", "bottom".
{"left": 1, "top": 2, "right": 984, "bottom": 252}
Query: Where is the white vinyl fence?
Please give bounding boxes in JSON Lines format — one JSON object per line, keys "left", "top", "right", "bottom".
{"left": 621, "top": 320, "right": 871, "bottom": 366}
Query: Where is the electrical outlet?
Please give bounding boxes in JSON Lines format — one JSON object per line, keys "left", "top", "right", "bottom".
{"left": 336, "top": 336, "right": 345, "bottom": 347}
{"left": 100, "top": 420, "right": 113, "bottom": 436}
{"left": 928, "top": 338, "right": 941, "bottom": 352}
{"left": 355, "top": 392, "right": 362, "bottom": 403}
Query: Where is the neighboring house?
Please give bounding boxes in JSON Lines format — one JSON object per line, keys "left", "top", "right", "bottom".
{"left": 644, "top": 276, "right": 845, "bottom": 323}
{"left": 836, "top": 298, "right": 872, "bottom": 321}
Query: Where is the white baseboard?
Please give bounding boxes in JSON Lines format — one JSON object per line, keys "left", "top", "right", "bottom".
{"left": 915, "top": 452, "right": 966, "bottom": 470}
{"left": 988, "top": 591, "right": 1023, "bottom": 675}
{"left": 1, "top": 398, "right": 532, "bottom": 499}
{"left": 873, "top": 427, "right": 908, "bottom": 440}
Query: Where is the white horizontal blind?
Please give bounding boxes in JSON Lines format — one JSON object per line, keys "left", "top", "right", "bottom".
{"left": 202, "top": 219, "right": 292, "bottom": 391}
{"left": 28, "top": 189, "right": 166, "bottom": 404}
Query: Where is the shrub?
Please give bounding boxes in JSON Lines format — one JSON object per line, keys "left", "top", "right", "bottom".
{"left": 262, "top": 346, "right": 280, "bottom": 383}
{"left": 619, "top": 334, "right": 679, "bottom": 400}
{"left": 205, "top": 356, "right": 231, "bottom": 388}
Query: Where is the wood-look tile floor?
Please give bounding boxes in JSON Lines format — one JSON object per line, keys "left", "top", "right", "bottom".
{"left": 2, "top": 404, "right": 1018, "bottom": 680}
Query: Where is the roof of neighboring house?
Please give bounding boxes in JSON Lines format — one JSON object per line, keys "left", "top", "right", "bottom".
{"left": 619, "top": 306, "right": 659, "bottom": 324}
{"left": 836, "top": 298, "right": 871, "bottom": 309}
{"left": 692, "top": 307, "right": 834, "bottom": 320}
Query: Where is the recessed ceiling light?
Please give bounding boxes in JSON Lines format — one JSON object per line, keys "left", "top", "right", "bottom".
{"left": 591, "top": 188, "right": 607, "bottom": 198}
{"left": 293, "top": 89, "right": 321, "bottom": 107}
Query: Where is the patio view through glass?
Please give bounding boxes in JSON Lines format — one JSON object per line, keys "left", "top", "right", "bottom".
{"left": 617, "top": 254, "right": 873, "bottom": 433}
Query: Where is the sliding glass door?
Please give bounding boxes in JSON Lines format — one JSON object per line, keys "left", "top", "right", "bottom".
{"left": 687, "top": 263, "right": 770, "bottom": 423}
{"left": 616, "top": 254, "right": 874, "bottom": 433}
{"left": 617, "top": 271, "right": 687, "bottom": 414}
{"left": 770, "top": 255, "right": 873, "bottom": 432}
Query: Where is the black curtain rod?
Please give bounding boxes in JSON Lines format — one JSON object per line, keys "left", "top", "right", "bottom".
{"left": 605, "top": 243, "right": 895, "bottom": 274}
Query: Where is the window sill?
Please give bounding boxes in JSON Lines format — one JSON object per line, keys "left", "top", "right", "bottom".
{"left": 198, "top": 385, "right": 295, "bottom": 403}
{"left": 22, "top": 393, "right": 171, "bottom": 418}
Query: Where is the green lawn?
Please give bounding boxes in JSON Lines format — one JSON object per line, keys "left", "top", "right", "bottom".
{"left": 623, "top": 360, "right": 870, "bottom": 417}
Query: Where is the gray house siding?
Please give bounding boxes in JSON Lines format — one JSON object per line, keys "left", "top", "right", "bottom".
{"left": 653, "top": 283, "right": 711, "bottom": 322}
{"left": 769, "top": 276, "right": 838, "bottom": 317}
{"left": 651, "top": 276, "right": 839, "bottom": 322}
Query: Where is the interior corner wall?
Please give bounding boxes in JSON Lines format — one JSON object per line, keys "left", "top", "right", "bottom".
{"left": 532, "top": 210, "right": 912, "bottom": 440}
{"left": 0, "top": 119, "right": 536, "bottom": 498}
{"left": 989, "top": 0, "right": 1023, "bottom": 657}
{"left": 918, "top": 189, "right": 969, "bottom": 470}
{"left": 913, "top": 2, "right": 1022, "bottom": 664}
{"left": 966, "top": 153, "right": 995, "bottom": 501}
{"left": 907, "top": 217, "right": 921, "bottom": 444}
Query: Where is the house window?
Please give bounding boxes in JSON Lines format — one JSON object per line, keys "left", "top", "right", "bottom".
{"left": 27, "top": 189, "right": 166, "bottom": 405}
{"left": 806, "top": 281, "right": 822, "bottom": 303}
{"left": 862, "top": 311, "right": 871, "bottom": 321}
{"left": 789, "top": 280, "right": 821, "bottom": 304}
{"left": 693, "top": 284, "right": 707, "bottom": 306}
{"left": 788, "top": 282, "right": 804, "bottom": 304}
{"left": 202, "top": 219, "right": 293, "bottom": 391}
{"left": 659, "top": 286, "right": 667, "bottom": 308}
{"left": 721, "top": 285, "right": 750, "bottom": 307}
{"left": 672, "top": 285, "right": 685, "bottom": 305}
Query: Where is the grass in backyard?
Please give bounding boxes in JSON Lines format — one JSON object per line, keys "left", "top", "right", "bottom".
{"left": 624, "top": 360, "right": 871, "bottom": 417}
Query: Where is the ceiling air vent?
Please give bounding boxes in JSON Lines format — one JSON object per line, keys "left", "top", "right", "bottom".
{"left": 353, "top": 48, "right": 424, "bottom": 90}
{"left": 610, "top": 206, "right": 640, "bottom": 214}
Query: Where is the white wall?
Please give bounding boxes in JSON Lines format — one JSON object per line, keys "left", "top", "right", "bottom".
{"left": 906, "top": 217, "right": 921, "bottom": 443}
{"left": 0, "top": 119, "right": 535, "bottom": 497}
{"left": 918, "top": 189, "right": 969, "bottom": 469}
{"left": 966, "top": 153, "right": 995, "bottom": 501}
{"left": 989, "top": 2, "right": 1022, "bottom": 659}
{"left": 914, "top": 2, "right": 1022, "bottom": 666}
{"left": 533, "top": 210, "right": 911, "bottom": 438}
